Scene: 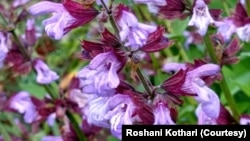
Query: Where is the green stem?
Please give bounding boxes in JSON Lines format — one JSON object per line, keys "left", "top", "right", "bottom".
{"left": 43, "top": 84, "right": 57, "bottom": 99}
{"left": 135, "top": 64, "right": 153, "bottom": 97}
{"left": 100, "top": 0, "right": 120, "bottom": 38}
{"left": 163, "top": 20, "right": 190, "bottom": 62}
{"left": 66, "top": 111, "right": 87, "bottom": 141}
{"left": 0, "top": 119, "right": 11, "bottom": 141}
{"left": 177, "top": 42, "right": 189, "bottom": 62}
{"left": 10, "top": 30, "right": 31, "bottom": 61}
{"left": 246, "top": 0, "right": 250, "bottom": 17}
{"left": 203, "top": 34, "right": 218, "bottom": 63}
{"left": 222, "top": 0, "right": 230, "bottom": 16}
{"left": 203, "top": 34, "right": 240, "bottom": 122}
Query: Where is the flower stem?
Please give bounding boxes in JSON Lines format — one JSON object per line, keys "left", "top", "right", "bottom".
{"left": 66, "top": 111, "right": 87, "bottom": 141}
{"left": 100, "top": 0, "right": 154, "bottom": 97}
{"left": 203, "top": 33, "right": 240, "bottom": 122}
{"left": 0, "top": 120, "right": 11, "bottom": 141}
{"left": 100, "top": 0, "right": 120, "bottom": 38}
{"left": 222, "top": 0, "right": 230, "bottom": 16}
{"left": 246, "top": 0, "right": 250, "bottom": 17}
{"left": 134, "top": 61, "right": 153, "bottom": 97}
{"left": 10, "top": 30, "right": 31, "bottom": 61}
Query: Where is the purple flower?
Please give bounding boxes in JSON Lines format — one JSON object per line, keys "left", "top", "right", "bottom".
{"left": 241, "top": 0, "right": 245, "bottom": 5}
{"left": 12, "top": 0, "right": 30, "bottom": 7}
{"left": 33, "top": 59, "right": 59, "bottom": 84}
{"left": 162, "top": 62, "right": 221, "bottom": 119}
{"left": 47, "top": 113, "right": 56, "bottom": 126}
{"left": 96, "top": 0, "right": 108, "bottom": 5}
{"left": 77, "top": 52, "right": 121, "bottom": 96}
{"left": 24, "top": 18, "right": 40, "bottom": 46}
{"left": 215, "top": 19, "right": 236, "bottom": 42}
{"left": 28, "top": 1, "right": 73, "bottom": 39}
{"left": 195, "top": 104, "right": 217, "bottom": 125}
{"left": 134, "top": 0, "right": 167, "bottom": 5}
{"left": 153, "top": 102, "right": 175, "bottom": 125}
{"left": 9, "top": 91, "right": 38, "bottom": 123}
{"left": 236, "top": 24, "right": 250, "bottom": 42}
{"left": 84, "top": 96, "right": 111, "bottom": 128}
{"left": 28, "top": 1, "right": 98, "bottom": 40}
{"left": 41, "top": 136, "right": 63, "bottom": 141}
{"left": 188, "top": 0, "right": 214, "bottom": 36}
{"left": 115, "top": 5, "right": 157, "bottom": 51}
{"left": 162, "top": 62, "right": 186, "bottom": 74}
{"left": 195, "top": 87, "right": 220, "bottom": 124}
{"left": 240, "top": 115, "right": 250, "bottom": 125}
{"left": 186, "top": 64, "right": 220, "bottom": 101}
{"left": 104, "top": 94, "right": 137, "bottom": 139}
{"left": 0, "top": 32, "right": 10, "bottom": 68}
{"left": 69, "top": 89, "right": 92, "bottom": 109}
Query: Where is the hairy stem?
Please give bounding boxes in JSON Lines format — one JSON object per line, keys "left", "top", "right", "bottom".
{"left": 134, "top": 62, "right": 153, "bottom": 97}
{"left": 100, "top": 0, "right": 153, "bottom": 97}
{"left": 203, "top": 33, "right": 240, "bottom": 122}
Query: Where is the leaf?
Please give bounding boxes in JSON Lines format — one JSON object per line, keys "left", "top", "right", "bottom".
{"left": 170, "top": 18, "right": 189, "bottom": 36}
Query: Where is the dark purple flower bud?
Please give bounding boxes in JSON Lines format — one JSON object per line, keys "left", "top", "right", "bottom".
{"left": 158, "top": 0, "right": 187, "bottom": 20}
{"left": 5, "top": 47, "right": 32, "bottom": 75}
{"left": 141, "top": 26, "right": 174, "bottom": 52}
{"left": 24, "top": 18, "right": 38, "bottom": 46}
{"left": 216, "top": 104, "right": 236, "bottom": 125}
{"left": 80, "top": 28, "right": 122, "bottom": 60}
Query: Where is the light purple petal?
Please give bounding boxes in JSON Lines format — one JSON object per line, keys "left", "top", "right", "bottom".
{"left": 188, "top": 0, "right": 214, "bottom": 36}
{"left": 9, "top": 91, "right": 38, "bottom": 123}
{"left": 47, "top": 113, "right": 56, "bottom": 126}
{"left": 195, "top": 104, "right": 217, "bottom": 125}
{"left": 42, "top": 136, "right": 63, "bottom": 141}
{"left": 34, "top": 59, "right": 59, "bottom": 84}
{"left": 28, "top": 1, "right": 64, "bottom": 16}
{"left": 188, "top": 64, "right": 220, "bottom": 78}
{"left": 240, "top": 115, "right": 250, "bottom": 125}
{"left": 153, "top": 103, "right": 175, "bottom": 125}
{"left": 162, "top": 62, "right": 186, "bottom": 73}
